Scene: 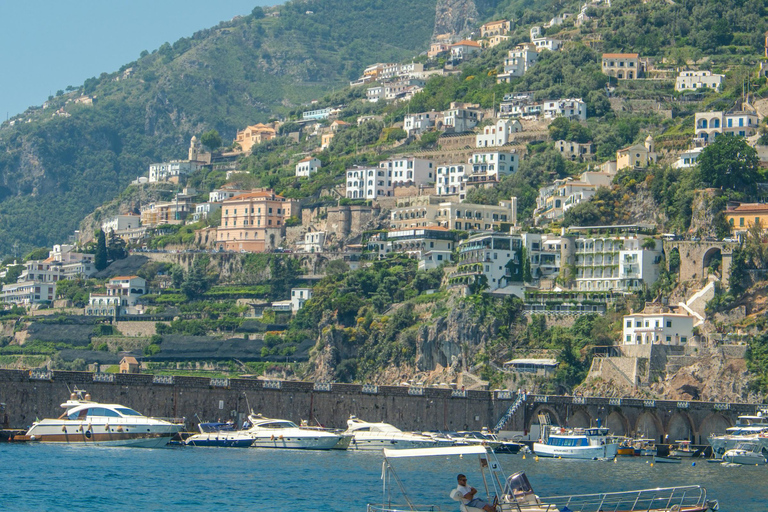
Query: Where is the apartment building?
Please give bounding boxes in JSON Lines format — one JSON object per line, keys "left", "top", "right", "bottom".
{"left": 543, "top": 98, "right": 587, "bottom": 121}
{"left": 216, "top": 190, "right": 299, "bottom": 252}
{"left": 449, "top": 233, "right": 526, "bottom": 292}
{"left": 476, "top": 119, "right": 523, "bottom": 147}
{"left": 694, "top": 110, "right": 759, "bottom": 144}
{"left": 367, "top": 227, "right": 457, "bottom": 269}
{"left": 148, "top": 160, "right": 202, "bottom": 183}
{"left": 675, "top": 70, "right": 724, "bottom": 92}
{"left": 497, "top": 45, "right": 539, "bottom": 82}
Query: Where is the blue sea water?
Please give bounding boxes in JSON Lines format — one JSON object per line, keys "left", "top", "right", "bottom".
{"left": 0, "top": 444, "right": 761, "bottom": 511}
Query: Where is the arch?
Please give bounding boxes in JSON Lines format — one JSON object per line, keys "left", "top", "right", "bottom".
{"left": 702, "top": 247, "right": 722, "bottom": 275}
{"left": 527, "top": 405, "right": 563, "bottom": 431}
{"left": 635, "top": 411, "right": 663, "bottom": 443}
{"left": 567, "top": 409, "right": 591, "bottom": 428}
{"left": 606, "top": 410, "right": 629, "bottom": 436}
{"left": 666, "top": 246, "right": 681, "bottom": 273}
{"left": 698, "top": 413, "right": 732, "bottom": 446}
{"left": 666, "top": 413, "right": 693, "bottom": 442}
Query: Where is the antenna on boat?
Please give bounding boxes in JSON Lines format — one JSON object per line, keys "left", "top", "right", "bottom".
{"left": 243, "top": 392, "right": 252, "bottom": 415}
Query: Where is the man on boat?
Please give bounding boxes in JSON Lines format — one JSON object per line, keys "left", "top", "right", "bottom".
{"left": 455, "top": 474, "right": 496, "bottom": 512}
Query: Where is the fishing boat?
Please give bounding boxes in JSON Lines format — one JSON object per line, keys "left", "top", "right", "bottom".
{"left": 533, "top": 425, "right": 619, "bottom": 460}
{"left": 670, "top": 440, "right": 699, "bottom": 458}
{"left": 615, "top": 437, "right": 635, "bottom": 456}
{"left": 366, "top": 445, "right": 719, "bottom": 512}
{"left": 245, "top": 413, "right": 343, "bottom": 450}
{"left": 344, "top": 415, "right": 453, "bottom": 450}
{"left": 722, "top": 441, "right": 767, "bottom": 465}
{"left": 23, "top": 389, "right": 183, "bottom": 448}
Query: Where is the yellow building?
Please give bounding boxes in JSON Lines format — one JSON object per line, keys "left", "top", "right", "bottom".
{"left": 480, "top": 20, "right": 511, "bottom": 38}
{"left": 616, "top": 135, "right": 657, "bottom": 170}
{"left": 726, "top": 203, "right": 768, "bottom": 232}
{"left": 602, "top": 53, "right": 641, "bottom": 79}
{"left": 234, "top": 123, "right": 277, "bottom": 153}
{"left": 216, "top": 190, "right": 299, "bottom": 252}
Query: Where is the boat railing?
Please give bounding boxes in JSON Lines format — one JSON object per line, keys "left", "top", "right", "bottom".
{"left": 367, "top": 504, "right": 442, "bottom": 512}
{"left": 156, "top": 417, "right": 186, "bottom": 425}
{"left": 536, "top": 485, "right": 709, "bottom": 512}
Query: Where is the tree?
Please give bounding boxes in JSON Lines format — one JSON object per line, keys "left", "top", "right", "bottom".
{"left": 698, "top": 135, "right": 760, "bottom": 193}
{"left": 200, "top": 130, "right": 223, "bottom": 152}
{"left": 94, "top": 230, "right": 108, "bottom": 271}
{"left": 107, "top": 231, "right": 127, "bottom": 261}
{"left": 251, "top": 6, "right": 265, "bottom": 19}
{"left": 181, "top": 259, "right": 211, "bottom": 299}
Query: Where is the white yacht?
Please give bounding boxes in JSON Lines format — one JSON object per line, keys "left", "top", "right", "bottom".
{"left": 345, "top": 416, "right": 453, "bottom": 450}
{"left": 24, "top": 390, "right": 183, "bottom": 448}
{"left": 185, "top": 424, "right": 255, "bottom": 448}
{"left": 722, "top": 441, "right": 767, "bottom": 465}
{"left": 245, "top": 413, "right": 343, "bottom": 450}
{"left": 707, "top": 411, "right": 768, "bottom": 456}
{"left": 533, "top": 426, "right": 619, "bottom": 460}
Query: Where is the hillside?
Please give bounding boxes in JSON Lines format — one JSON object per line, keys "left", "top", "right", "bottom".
{"left": 0, "top": 0, "right": 439, "bottom": 255}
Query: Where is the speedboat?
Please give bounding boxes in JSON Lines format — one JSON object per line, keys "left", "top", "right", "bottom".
{"left": 185, "top": 422, "right": 254, "bottom": 448}
{"left": 451, "top": 429, "right": 523, "bottom": 454}
{"left": 654, "top": 455, "right": 682, "bottom": 463}
{"left": 23, "top": 390, "right": 183, "bottom": 448}
{"left": 366, "top": 445, "right": 719, "bottom": 512}
{"left": 707, "top": 410, "right": 768, "bottom": 456}
{"left": 245, "top": 413, "right": 343, "bottom": 450}
{"left": 345, "top": 415, "right": 453, "bottom": 450}
{"left": 533, "top": 425, "right": 619, "bottom": 460}
{"left": 722, "top": 441, "right": 767, "bottom": 465}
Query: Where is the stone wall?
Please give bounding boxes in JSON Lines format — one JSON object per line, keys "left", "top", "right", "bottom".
{"left": 115, "top": 321, "right": 158, "bottom": 337}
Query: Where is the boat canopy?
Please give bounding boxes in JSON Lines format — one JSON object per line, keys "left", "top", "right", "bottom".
{"left": 383, "top": 445, "right": 487, "bottom": 459}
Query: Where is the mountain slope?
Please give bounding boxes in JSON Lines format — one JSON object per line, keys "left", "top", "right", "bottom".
{"left": 0, "top": 0, "right": 438, "bottom": 255}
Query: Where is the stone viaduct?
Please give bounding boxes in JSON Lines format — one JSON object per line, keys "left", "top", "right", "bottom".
{"left": 663, "top": 240, "right": 737, "bottom": 286}
{"left": 0, "top": 370, "right": 762, "bottom": 448}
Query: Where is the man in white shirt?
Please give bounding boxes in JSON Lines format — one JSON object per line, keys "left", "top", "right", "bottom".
{"left": 455, "top": 474, "right": 496, "bottom": 512}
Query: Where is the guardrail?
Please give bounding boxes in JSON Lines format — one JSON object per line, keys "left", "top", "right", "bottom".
{"left": 210, "top": 378, "right": 230, "bottom": 388}
{"left": 451, "top": 389, "right": 468, "bottom": 398}
{"left": 93, "top": 373, "right": 115, "bottom": 383}
{"left": 314, "top": 382, "right": 332, "bottom": 392}
{"left": 153, "top": 375, "right": 174, "bottom": 385}
{"left": 263, "top": 380, "right": 282, "bottom": 390}
{"left": 362, "top": 384, "right": 379, "bottom": 394}
{"left": 408, "top": 386, "right": 425, "bottom": 396}
{"left": 29, "top": 370, "right": 52, "bottom": 381}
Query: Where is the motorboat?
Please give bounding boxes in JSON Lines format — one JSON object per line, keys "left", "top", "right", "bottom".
{"left": 185, "top": 422, "right": 254, "bottom": 448}
{"left": 654, "top": 455, "right": 683, "bottom": 463}
{"left": 245, "top": 413, "right": 343, "bottom": 450}
{"left": 707, "top": 410, "right": 768, "bottom": 456}
{"left": 615, "top": 437, "right": 635, "bottom": 456}
{"left": 451, "top": 428, "right": 523, "bottom": 454}
{"left": 23, "top": 389, "right": 183, "bottom": 448}
{"left": 366, "top": 445, "right": 719, "bottom": 512}
{"left": 671, "top": 440, "right": 699, "bottom": 457}
{"left": 722, "top": 441, "right": 767, "bottom": 465}
{"left": 533, "top": 425, "right": 619, "bottom": 460}
{"left": 345, "top": 416, "right": 454, "bottom": 450}
{"left": 633, "top": 438, "right": 657, "bottom": 456}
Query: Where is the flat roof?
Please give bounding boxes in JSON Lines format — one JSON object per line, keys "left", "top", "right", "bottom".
{"left": 504, "top": 358, "right": 558, "bottom": 366}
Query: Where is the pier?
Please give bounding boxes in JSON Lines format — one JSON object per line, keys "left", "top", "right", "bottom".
{"left": 0, "top": 369, "right": 763, "bottom": 443}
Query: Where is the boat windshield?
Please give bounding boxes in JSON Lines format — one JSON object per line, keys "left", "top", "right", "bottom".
{"left": 257, "top": 421, "right": 298, "bottom": 429}
{"left": 86, "top": 407, "right": 121, "bottom": 417}
{"left": 503, "top": 472, "right": 534, "bottom": 498}
{"left": 115, "top": 407, "right": 143, "bottom": 417}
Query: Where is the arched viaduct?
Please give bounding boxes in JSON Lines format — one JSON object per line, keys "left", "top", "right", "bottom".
{"left": 663, "top": 240, "right": 737, "bottom": 287}
{"left": 515, "top": 395, "right": 755, "bottom": 445}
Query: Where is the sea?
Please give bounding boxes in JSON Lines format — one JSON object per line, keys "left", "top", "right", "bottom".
{"left": 0, "top": 444, "right": 761, "bottom": 511}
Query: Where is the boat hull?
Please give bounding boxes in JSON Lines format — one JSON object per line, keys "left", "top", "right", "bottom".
{"left": 25, "top": 419, "right": 183, "bottom": 448}
{"left": 185, "top": 432, "right": 254, "bottom": 448}
{"left": 250, "top": 434, "right": 341, "bottom": 450}
{"left": 533, "top": 442, "right": 619, "bottom": 459}
{"left": 23, "top": 431, "right": 176, "bottom": 448}
{"left": 349, "top": 436, "right": 452, "bottom": 450}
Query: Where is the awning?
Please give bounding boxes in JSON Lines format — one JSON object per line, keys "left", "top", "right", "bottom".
{"left": 383, "top": 445, "right": 487, "bottom": 459}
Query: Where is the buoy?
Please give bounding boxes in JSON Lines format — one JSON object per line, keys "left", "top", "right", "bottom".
{"left": 691, "top": 462, "right": 696, "bottom": 467}
{"left": 614, "top": 457, "right": 618, "bottom": 463}
{"left": 522, "top": 454, "right": 526, "bottom": 460}
{"left": 535, "top": 456, "right": 539, "bottom": 462}
{"left": 650, "top": 463, "right": 654, "bottom": 467}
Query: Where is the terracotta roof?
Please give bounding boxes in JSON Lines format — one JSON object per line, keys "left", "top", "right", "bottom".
{"left": 110, "top": 275, "right": 141, "bottom": 280}
{"left": 452, "top": 40, "right": 482, "bottom": 48}
{"left": 121, "top": 356, "right": 139, "bottom": 364}
{"left": 226, "top": 191, "right": 285, "bottom": 201}
{"left": 726, "top": 203, "right": 768, "bottom": 213}
{"left": 602, "top": 53, "right": 639, "bottom": 59}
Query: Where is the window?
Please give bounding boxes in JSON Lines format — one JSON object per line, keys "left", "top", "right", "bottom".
{"left": 666, "top": 321, "right": 672, "bottom": 328}
{"left": 681, "top": 337, "right": 688, "bottom": 343}
{"left": 626, "top": 320, "right": 631, "bottom": 328}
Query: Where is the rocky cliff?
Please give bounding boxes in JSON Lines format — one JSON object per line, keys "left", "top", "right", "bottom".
{"left": 433, "top": 0, "right": 479, "bottom": 40}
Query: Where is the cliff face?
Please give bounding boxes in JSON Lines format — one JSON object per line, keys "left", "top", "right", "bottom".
{"left": 433, "top": 0, "right": 479, "bottom": 40}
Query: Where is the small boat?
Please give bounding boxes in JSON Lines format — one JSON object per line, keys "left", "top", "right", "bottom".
{"left": 722, "top": 441, "right": 767, "bottom": 465}
{"left": 671, "top": 440, "right": 698, "bottom": 457}
{"left": 533, "top": 425, "right": 619, "bottom": 460}
{"left": 185, "top": 422, "right": 254, "bottom": 448}
{"left": 654, "top": 455, "right": 683, "bottom": 463}
{"left": 23, "top": 389, "right": 183, "bottom": 448}
{"left": 615, "top": 437, "right": 635, "bottom": 456}
{"left": 366, "top": 445, "right": 719, "bottom": 512}
{"left": 633, "top": 438, "right": 657, "bottom": 457}
{"left": 707, "top": 410, "right": 768, "bottom": 456}
{"left": 345, "top": 415, "right": 453, "bottom": 450}
{"left": 245, "top": 413, "right": 343, "bottom": 450}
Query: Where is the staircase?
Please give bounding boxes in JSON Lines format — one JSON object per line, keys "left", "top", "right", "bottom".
{"left": 493, "top": 392, "right": 526, "bottom": 433}
{"left": 678, "top": 278, "right": 717, "bottom": 326}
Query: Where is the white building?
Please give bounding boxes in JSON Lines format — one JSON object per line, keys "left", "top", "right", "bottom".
{"left": 378, "top": 157, "right": 435, "bottom": 187}
{"left": 622, "top": 313, "right": 694, "bottom": 345}
{"left": 102, "top": 214, "right": 140, "bottom": 234}
{"left": 367, "top": 227, "right": 457, "bottom": 270}
{"left": 532, "top": 37, "right": 563, "bottom": 52}
{"left": 694, "top": 110, "right": 759, "bottom": 144}
{"left": 366, "top": 85, "right": 384, "bottom": 102}
{"left": 441, "top": 103, "right": 483, "bottom": 133}
{"left": 476, "top": 119, "right": 523, "bottom": 148}
{"left": 148, "top": 160, "right": 202, "bottom": 183}
{"left": 297, "top": 231, "right": 325, "bottom": 253}
{"left": 389, "top": 198, "right": 517, "bottom": 231}
{"left": 192, "top": 202, "right": 222, "bottom": 222}
{"left": 543, "top": 98, "right": 587, "bottom": 121}
{"left": 0, "top": 259, "right": 65, "bottom": 305}
{"left": 85, "top": 275, "right": 147, "bottom": 317}
{"left": 290, "top": 287, "right": 313, "bottom": 312}
{"left": 673, "top": 147, "right": 703, "bottom": 169}
{"left": 436, "top": 164, "right": 468, "bottom": 197}
{"left": 302, "top": 107, "right": 333, "bottom": 121}
{"left": 675, "top": 71, "right": 724, "bottom": 92}
{"left": 469, "top": 150, "right": 519, "bottom": 177}
{"left": 497, "top": 46, "right": 539, "bottom": 82}
{"left": 296, "top": 157, "right": 321, "bottom": 178}
{"left": 404, "top": 112, "right": 440, "bottom": 137}
{"left": 209, "top": 188, "right": 249, "bottom": 203}
{"left": 449, "top": 233, "right": 526, "bottom": 294}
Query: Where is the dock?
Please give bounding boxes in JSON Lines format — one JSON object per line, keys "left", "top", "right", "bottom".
{"left": 0, "top": 429, "right": 28, "bottom": 442}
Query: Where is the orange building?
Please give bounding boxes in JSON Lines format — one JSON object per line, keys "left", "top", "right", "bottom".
{"left": 216, "top": 190, "right": 299, "bottom": 252}
{"left": 726, "top": 203, "right": 768, "bottom": 232}
{"left": 234, "top": 123, "right": 278, "bottom": 153}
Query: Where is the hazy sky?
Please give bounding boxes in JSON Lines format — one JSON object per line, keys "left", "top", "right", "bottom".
{"left": 0, "top": 0, "right": 277, "bottom": 119}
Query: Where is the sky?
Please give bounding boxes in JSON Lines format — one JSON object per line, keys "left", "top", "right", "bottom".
{"left": 0, "top": 0, "right": 277, "bottom": 119}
